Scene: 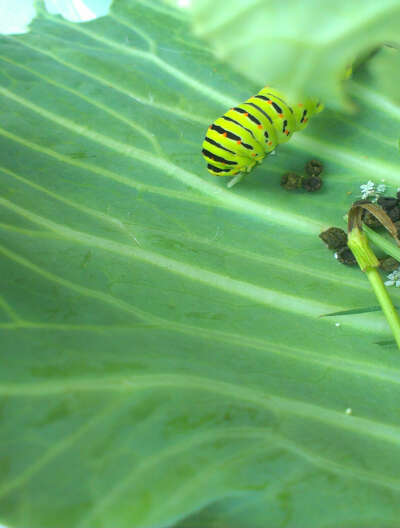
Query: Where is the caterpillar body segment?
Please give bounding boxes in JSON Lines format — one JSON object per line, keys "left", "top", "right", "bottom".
{"left": 202, "top": 86, "right": 323, "bottom": 184}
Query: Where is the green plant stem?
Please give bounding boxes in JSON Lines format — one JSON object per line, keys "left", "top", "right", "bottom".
{"left": 347, "top": 225, "right": 400, "bottom": 350}
{"left": 365, "top": 267, "right": 400, "bottom": 349}
{"left": 363, "top": 224, "right": 400, "bottom": 262}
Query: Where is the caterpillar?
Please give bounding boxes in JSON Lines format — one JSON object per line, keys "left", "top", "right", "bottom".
{"left": 202, "top": 86, "right": 323, "bottom": 187}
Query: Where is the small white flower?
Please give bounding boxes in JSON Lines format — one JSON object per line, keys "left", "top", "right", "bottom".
{"left": 361, "top": 180, "right": 375, "bottom": 191}
{"left": 385, "top": 267, "right": 400, "bottom": 287}
{"left": 359, "top": 180, "right": 389, "bottom": 202}
{"left": 360, "top": 180, "right": 375, "bottom": 199}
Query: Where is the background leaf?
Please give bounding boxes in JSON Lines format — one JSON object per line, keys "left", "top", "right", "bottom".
{"left": 191, "top": 0, "right": 400, "bottom": 109}
{"left": 0, "top": 0, "right": 111, "bottom": 35}
{"left": 1, "top": 2, "right": 400, "bottom": 528}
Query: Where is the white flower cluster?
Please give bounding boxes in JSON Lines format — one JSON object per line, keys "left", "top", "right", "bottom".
{"left": 360, "top": 180, "right": 386, "bottom": 201}
{"left": 385, "top": 268, "right": 400, "bottom": 288}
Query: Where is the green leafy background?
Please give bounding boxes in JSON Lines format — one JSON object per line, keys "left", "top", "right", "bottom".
{"left": 191, "top": 0, "right": 400, "bottom": 109}
{"left": 1, "top": 1, "right": 400, "bottom": 527}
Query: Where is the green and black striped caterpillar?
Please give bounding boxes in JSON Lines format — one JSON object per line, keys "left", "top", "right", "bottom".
{"left": 202, "top": 86, "right": 323, "bottom": 187}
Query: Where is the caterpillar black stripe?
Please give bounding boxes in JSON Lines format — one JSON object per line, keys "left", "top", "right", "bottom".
{"left": 202, "top": 86, "right": 323, "bottom": 186}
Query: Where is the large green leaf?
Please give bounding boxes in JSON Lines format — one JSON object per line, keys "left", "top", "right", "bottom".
{"left": 191, "top": 0, "right": 400, "bottom": 109}
{"left": 1, "top": 2, "right": 400, "bottom": 528}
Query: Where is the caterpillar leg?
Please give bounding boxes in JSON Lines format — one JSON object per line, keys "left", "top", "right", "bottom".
{"left": 227, "top": 158, "right": 259, "bottom": 187}
{"left": 227, "top": 173, "right": 244, "bottom": 188}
